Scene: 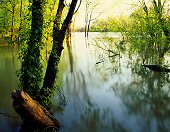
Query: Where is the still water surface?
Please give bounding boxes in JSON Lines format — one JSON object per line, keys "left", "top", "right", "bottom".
{"left": 0, "top": 45, "right": 21, "bottom": 131}
{"left": 0, "top": 33, "right": 170, "bottom": 132}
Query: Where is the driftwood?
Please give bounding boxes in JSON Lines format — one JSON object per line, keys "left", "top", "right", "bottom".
{"left": 143, "top": 64, "right": 170, "bottom": 72}
{"left": 11, "top": 90, "right": 61, "bottom": 130}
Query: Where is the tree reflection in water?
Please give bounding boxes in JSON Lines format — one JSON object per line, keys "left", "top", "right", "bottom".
{"left": 120, "top": 64, "right": 170, "bottom": 131}
{"left": 52, "top": 33, "right": 170, "bottom": 132}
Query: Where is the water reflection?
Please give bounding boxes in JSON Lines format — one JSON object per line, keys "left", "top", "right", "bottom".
{"left": 0, "top": 45, "right": 21, "bottom": 131}
{"left": 66, "top": 35, "right": 74, "bottom": 73}
{"left": 0, "top": 33, "right": 170, "bottom": 132}
{"left": 127, "top": 65, "right": 170, "bottom": 129}
{"left": 56, "top": 32, "right": 170, "bottom": 132}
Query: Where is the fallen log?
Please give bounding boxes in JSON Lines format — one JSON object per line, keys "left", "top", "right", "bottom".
{"left": 11, "top": 90, "right": 61, "bottom": 130}
{"left": 142, "top": 64, "right": 170, "bottom": 72}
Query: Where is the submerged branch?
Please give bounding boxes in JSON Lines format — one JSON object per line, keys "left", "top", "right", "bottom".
{"left": 0, "top": 112, "right": 20, "bottom": 118}
{"left": 92, "top": 38, "right": 120, "bottom": 56}
{"left": 143, "top": 64, "right": 170, "bottom": 72}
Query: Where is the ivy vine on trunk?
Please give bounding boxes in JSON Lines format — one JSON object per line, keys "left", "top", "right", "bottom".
{"left": 39, "top": 0, "right": 78, "bottom": 107}
{"left": 20, "top": 0, "right": 44, "bottom": 100}
{"left": 19, "top": 0, "right": 79, "bottom": 107}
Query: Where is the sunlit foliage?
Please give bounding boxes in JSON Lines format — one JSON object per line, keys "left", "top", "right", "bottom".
{"left": 125, "top": 1, "right": 170, "bottom": 64}
{"left": 90, "top": 16, "right": 128, "bottom": 32}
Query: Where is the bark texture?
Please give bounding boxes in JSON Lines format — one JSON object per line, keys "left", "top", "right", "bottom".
{"left": 42, "top": 0, "right": 78, "bottom": 90}
{"left": 11, "top": 90, "right": 61, "bottom": 128}
{"left": 21, "top": 0, "right": 44, "bottom": 98}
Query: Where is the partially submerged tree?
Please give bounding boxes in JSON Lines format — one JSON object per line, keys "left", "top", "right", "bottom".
{"left": 84, "top": 0, "right": 103, "bottom": 37}
{"left": 152, "top": 0, "right": 170, "bottom": 54}
{"left": 19, "top": 0, "right": 79, "bottom": 100}
{"left": 20, "top": 0, "right": 44, "bottom": 99}
{"left": 13, "top": 0, "right": 79, "bottom": 130}
{"left": 125, "top": 0, "right": 170, "bottom": 64}
{"left": 42, "top": 0, "right": 78, "bottom": 93}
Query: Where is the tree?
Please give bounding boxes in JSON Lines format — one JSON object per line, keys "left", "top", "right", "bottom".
{"left": 90, "top": 16, "right": 128, "bottom": 32}
{"left": 42, "top": 0, "right": 78, "bottom": 92}
{"left": 152, "top": 0, "right": 170, "bottom": 54}
{"left": 20, "top": 0, "right": 44, "bottom": 99}
{"left": 16, "top": 0, "right": 79, "bottom": 109}
{"left": 125, "top": 0, "right": 170, "bottom": 64}
{"left": 11, "top": 0, "right": 79, "bottom": 129}
{"left": 84, "top": 0, "right": 102, "bottom": 37}
{"left": 2, "top": 0, "right": 81, "bottom": 130}
{"left": 0, "top": 0, "right": 31, "bottom": 47}
{"left": 0, "top": 0, "right": 17, "bottom": 43}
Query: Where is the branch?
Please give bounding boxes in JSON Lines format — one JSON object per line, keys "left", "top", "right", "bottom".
{"left": 43, "top": 126, "right": 58, "bottom": 132}
{"left": 87, "top": 3, "right": 98, "bottom": 15}
{"left": 92, "top": 38, "right": 118, "bottom": 55}
{"left": 61, "top": 0, "right": 78, "bottom": 32}
{"left": 153, "top": 0, "right": 159, "bottom": 14}
{"left": 74, "top": 0, "right": 82, "bottom": 14}
{"left": 142, "top": 0, "right": 149, "bottom": 15}
{"left": 90, "top": 10, "right": 104, "bottom": 21}
{"left": 0, "top": 112, "right": 20, "bottom": 118}
{"left": 54, "top": 0, "right": 65, "bottom": 28}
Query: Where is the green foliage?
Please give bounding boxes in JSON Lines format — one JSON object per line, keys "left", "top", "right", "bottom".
{"left": 0, "top": 0, "right": 77, "bottom": 110}
{"left": 124, "top": 2, "right": 170, "bottom": 64}
{"left": 90, "top": 1, "right": 169, "bottom": 65}
{"left": 17, "top": 0, "right": 47, "bottom": 101}
{"left": 42, "top": 0, "right": 57, "bottom": 44}
{"left": 39, "top": 79, "right": 63, "bottom": 109}
{"left": 0, "top": 0, "right": 31, "bottom": 44}
{"left": 90, "top": 16, "right": 128, "bottom": 32}
{"left": 19, "top": 46, "right": 43, "bottom": 98}
{"left": 0, "top": 0, "right": 43, "bottom": 99}
{"left": 0, "top": 0, "right": 65, "bottom": 107}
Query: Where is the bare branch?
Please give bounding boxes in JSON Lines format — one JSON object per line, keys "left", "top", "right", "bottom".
{"left": 62, "top": 0, "right": 78, "bottom": 32}
{"left": 0, "top": 112, "right": 20, "bottom": 118}
{"left": 74, "top": 0, "right": 82, "bottom": 14}
{"left": 90, "top": 10, "right": 104, "bottom": 21}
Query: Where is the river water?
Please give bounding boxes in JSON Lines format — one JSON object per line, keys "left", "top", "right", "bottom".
{"left": 0, "top": 32, "right": 170, "bottom": 132}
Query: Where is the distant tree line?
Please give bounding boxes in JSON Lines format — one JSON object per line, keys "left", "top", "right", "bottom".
{"left": 89, "top": 0, "right": 170, "bottom": 64}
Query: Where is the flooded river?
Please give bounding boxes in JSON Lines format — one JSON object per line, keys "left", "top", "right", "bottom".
{"left": 0, "top": 32, "right": 170, "bottom": 132}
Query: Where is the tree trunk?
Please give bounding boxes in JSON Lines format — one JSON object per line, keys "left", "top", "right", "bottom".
{"left": 42, "top": 0, "right": 65, "bottom": 90}
{"left": 42, "top": 0, "right": 78, "bottom": 90}
{"left": 21, "top": 0, "right": 44, "bottom": 99}
{"left": 11, "top": 0, "right": 15, "bottom": 47}
{"left": 11, "top": 90, "right": 61, "bottom": 129}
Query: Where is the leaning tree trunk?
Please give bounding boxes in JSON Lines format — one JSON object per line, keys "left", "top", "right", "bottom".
{"left": 42, "top": 0, "right": 65, "bottom": 91}
{"left": 42, "top": 0, "right": 78, "bottom": 90}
